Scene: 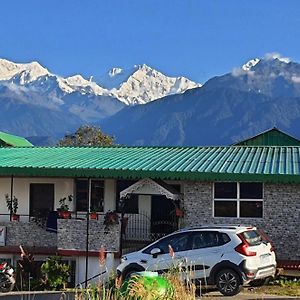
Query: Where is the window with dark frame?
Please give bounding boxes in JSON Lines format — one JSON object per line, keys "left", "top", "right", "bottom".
{"left": 214, "top": 182, "right": 263, "bottom": 218}
{"left": 75, "top": 179, "right": 104, "bottom": 212}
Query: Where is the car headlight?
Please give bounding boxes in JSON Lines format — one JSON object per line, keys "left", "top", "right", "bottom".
{"left": 121, "top": 255, "right": 127, "bottom": 263}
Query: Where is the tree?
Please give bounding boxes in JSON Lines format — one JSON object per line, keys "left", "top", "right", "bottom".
{"left": 57, "top": 125, "right": 114, "bottom": 147}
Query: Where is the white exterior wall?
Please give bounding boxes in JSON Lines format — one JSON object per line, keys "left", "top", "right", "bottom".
{"left": 76, "top": 254, "right": 117, "bottom": 285}
{"left": 0, "top": 177, "right": 73, "bottom": 218}
{"left": 0, "top": 177, "right": 118, "bottom": 217}
{"left": 104, "top": 179, "right": 116, "bottom": 211}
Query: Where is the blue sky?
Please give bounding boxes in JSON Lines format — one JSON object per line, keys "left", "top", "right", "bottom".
{"left": 1, "top": 0, "right": 300, "bottom": 83}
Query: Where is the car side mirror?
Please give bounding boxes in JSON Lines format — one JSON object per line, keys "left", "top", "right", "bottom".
{"left": 150, "top": 248, "right": 162, "bottom": 258}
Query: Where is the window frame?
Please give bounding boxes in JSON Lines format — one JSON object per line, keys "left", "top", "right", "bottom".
{"left": 75, "top": 178, "right": 105, "bottom": 212}
{"left": 213, "top": 182, "right": 264, "bottom": 218}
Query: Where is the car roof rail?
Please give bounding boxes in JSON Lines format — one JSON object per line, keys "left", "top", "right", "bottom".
{"left": 176, "top": 224, "right": 254, "bottom": 232}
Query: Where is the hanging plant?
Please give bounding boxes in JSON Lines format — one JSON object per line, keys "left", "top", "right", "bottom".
{"left": 175, "top": 208, "right": 184, "bottom": 218}
{"left": 103, "top": 210, "right": 119, "bottom": 226}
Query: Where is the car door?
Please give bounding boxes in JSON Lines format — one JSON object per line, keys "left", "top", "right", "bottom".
{"left": 186, "top": 231, "right": 228, "bottom": 280}
{"left": 143, "top": 232, "right": 191, "bottom": 274}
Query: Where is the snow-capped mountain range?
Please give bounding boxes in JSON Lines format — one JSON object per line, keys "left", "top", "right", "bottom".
{"left": 101, "top": 55, "right": 300, "bottom": 146}
{"left": 2, "top": 54, "right": 300, "bottom": 147}
{"left": 0, "top": 58, "right": 200, "bottom": 105}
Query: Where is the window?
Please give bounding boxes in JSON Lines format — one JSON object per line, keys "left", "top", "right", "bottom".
{"left": 214, "top": 182, "right": 263, "bottom": 218}
{"left": 190, "top": 232, "right": 230, "bottom": 249}
{"left": 75, "top": 179, "right": 104, "bottom": 212}
{"left": 143, "top": 233, "right": 190, "bottom": 254}
{"left": 30, "top": 184, "right": 54, "bottom": 217}
{"left": 116, "top": 180, "right": 138, "bottom": 214}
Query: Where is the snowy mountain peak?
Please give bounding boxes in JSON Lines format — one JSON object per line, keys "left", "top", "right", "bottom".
{"left": 242, "top": 58, "right": 260, "bottom": 71}
{"left": 0, "top": 58, "right": 49, "bottom": 83}
{"left": 113, "top": 64, "right": 201, "bottom": 105}
{"left": 108, "top": 67, "right": 123, "bottom": 77}
{"left": 65, "top": 74, "right": 90, "bottom": 86}
{"left": 65, "top": 74, "right": 108, "bottom": 95}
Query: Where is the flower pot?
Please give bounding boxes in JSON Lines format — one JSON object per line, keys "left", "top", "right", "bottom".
{"left": 58, "top": 211, "right": 71, "bottom": 219}
{"left": 90, "top": 212, "right": 98, "bottom": 220}
{"left": 11, "top": 213, "right": 20, "bottom": 221}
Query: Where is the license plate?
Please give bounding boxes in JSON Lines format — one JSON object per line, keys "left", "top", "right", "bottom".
{"left": 260, "top": 254, "right": 270, "bottom": 264}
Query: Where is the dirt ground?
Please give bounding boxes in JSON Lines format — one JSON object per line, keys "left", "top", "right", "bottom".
{"left": 199, "top": 286, "right": 300, "bottom": 299}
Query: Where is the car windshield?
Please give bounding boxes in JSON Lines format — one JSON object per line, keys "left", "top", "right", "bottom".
{"left": 241, "top": 230, "right": 263, "bottom": 246}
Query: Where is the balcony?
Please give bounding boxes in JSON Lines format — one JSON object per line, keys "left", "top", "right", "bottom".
{"left": 0, "top": 213, "right": 120, "bottom": 254}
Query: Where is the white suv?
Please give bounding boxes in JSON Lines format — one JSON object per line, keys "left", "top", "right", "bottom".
{"left": 117, "top": 225, "right": 276, "bottom": 296}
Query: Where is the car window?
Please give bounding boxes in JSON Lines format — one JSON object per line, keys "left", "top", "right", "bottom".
{"left": 143, "top": 232, "right": 190, "bottom": 254}
{"left": 241, "top": 230, "right": 263, "bottom": 246}
{"left": 190, "top": 231, "right": 230, "bottom": 249}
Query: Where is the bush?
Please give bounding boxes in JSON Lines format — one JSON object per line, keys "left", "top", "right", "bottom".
{"left": 41, "top": 256, "right": 70, "bottom": 290}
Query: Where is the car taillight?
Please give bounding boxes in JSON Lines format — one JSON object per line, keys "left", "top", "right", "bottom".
{"left": 235, "top": 233, "right": 257, "bottom": 256}
{"left": 0, "top": 262, "right": 7, "bottom": 270}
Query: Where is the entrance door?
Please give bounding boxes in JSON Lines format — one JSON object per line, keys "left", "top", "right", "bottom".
{"left": 30, "top": 184, "right": 54, "bottom": 217}
{"left": 151, "top": 195, "right": 178, "bottom": 238}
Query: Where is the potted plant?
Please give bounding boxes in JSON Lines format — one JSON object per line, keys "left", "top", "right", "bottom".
{"left": 5, "top": 194, "right": 19, "bottom": 221}
{"left": 103, "top": 210, "right": 119, "bottom": 226}
{"left": 57, "top": 195, "right": 73, "bottom": 219}
{"left": 89, "top": 207, "right": 99, "bottom": 220}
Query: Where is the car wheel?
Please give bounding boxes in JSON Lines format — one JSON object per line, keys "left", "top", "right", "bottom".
{"left": 122, "top": 269, "right": 140, "bottom": 281}
{"left": 216, "top": 269, "right": 242, "bottom": 296}
{"left": 249, "top": 277, "right": 270, "bottom": 287}
{"left": 0, "top": 274, "right": 14, "bottom": 293}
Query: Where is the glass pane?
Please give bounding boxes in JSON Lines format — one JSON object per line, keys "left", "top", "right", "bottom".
{"left": 91, "top": 180, "right": 104, "bottom": 212}
{"left": 214, "top": 182, "right": 237, "bottom": 199}
{"left": 76, "top": 180, "right": 104, "bottom": 212}
{"left": 143, "top": 233, "right": 189, "bottom": 254}
{"left": 240, "top": 201, "right": 263, "bottom": 218}
{"left": 75, "top": 180, "right": 88, "bottom": 211}
{"left": 241, "top": 230, "right": 263, "bottom": 246}
{"left": 214, "top": 201, "right": 237, "bottom": 217}
{"left": 190, "top": 232, "right": 220, "bottom": 249}
{"left": 240, "top": 183, "right": 263, "bottom": 199}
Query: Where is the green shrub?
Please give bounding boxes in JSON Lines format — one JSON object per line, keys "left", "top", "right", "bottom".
{"left": 41, "top": 256, "right": 70, "bottom": 290}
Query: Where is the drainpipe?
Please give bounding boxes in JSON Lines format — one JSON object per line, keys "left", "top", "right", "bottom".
{"left": 10, "top": 175, "right": 14, "bottom": 221}
{"left": 84, "top": 178, "right": 91, "bottom": 288}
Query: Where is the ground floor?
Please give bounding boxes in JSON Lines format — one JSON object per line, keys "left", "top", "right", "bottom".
{"left": 0, "top": 176, "right": 298, "bottom": 285}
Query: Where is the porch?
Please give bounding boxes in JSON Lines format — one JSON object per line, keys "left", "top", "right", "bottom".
{"left": 119, "top": 178, "right": 184, "bottom": 253}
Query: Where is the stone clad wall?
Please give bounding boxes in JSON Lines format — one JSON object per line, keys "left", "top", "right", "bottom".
{"left": 183, "top": 181, "right": 300, "bottom": 261}
{"left": 57, "top": 216, "right": 120, "bottom": 252}
{"left": 0, "top": 221, "right": 57, "bottom": 248}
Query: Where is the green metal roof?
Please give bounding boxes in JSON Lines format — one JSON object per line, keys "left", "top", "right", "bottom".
{"left": 0, "top": 131, "right": 33, "bottom": 147}
{"left": 0, "top": 146, "right": 300, "bottom": 183}
{"left": 234, "top": 128, "right": 300, "bottom": 146}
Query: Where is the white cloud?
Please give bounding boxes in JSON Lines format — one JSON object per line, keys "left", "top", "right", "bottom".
{"left": 4, "top": 82, "right": 29, "bottom": 95}
{"left": 264, "top": 52, "right": 291, "bottom": 63}
{"left": 291, "top": 75, "right": 300, "bottom": 83}
{"left": 232, "top": 67, "right": 254, "bottom": 77}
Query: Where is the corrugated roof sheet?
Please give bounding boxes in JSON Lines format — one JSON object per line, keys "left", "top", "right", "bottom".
{"left": 0, "top": 146, "right": 299, "bottom": 182}
{"left": 0, "top": 131, "right": 33, "bottom": 147}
